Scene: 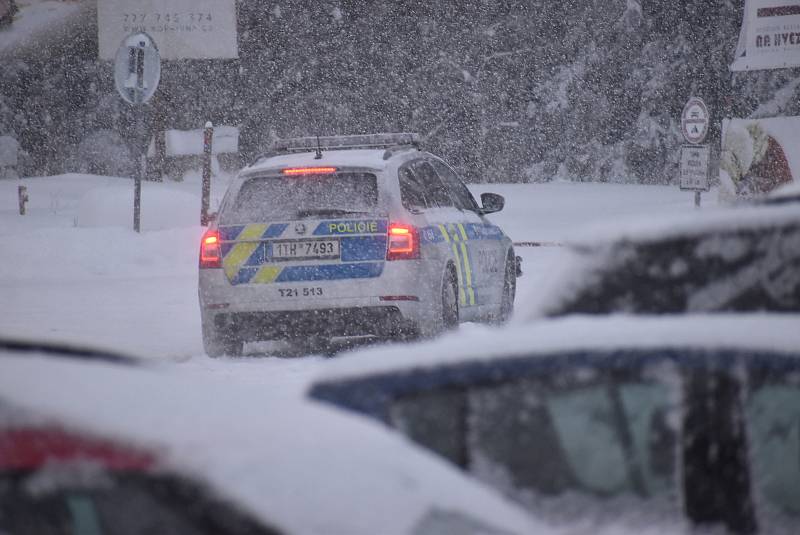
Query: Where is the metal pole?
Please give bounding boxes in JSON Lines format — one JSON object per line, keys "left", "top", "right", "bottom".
{"left": 18, "top": 185, "right": 28, "bottom": 215}
{"left": 201, "top": 121, "right": 213, "bottom": 225}
{"left": 134, "top": 154, "right": 143, "bottom": 232}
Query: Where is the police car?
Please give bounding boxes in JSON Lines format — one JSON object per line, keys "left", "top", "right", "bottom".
{"left": 198, "top": 133, "right": 517, "bottom": 356}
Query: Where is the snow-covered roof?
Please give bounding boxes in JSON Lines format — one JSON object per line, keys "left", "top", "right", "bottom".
{"left": 0, "top": 0, "right": 85, "bottom": 54}
{"left": 244, "top": 149, "right": 403, "bottom": 175}
{"left": 0, "top": 351, "right": 545, "bottom": 535}
{"left": 314, "top": 314, "right": 800, "bottom": 384}
{"left": 564, "top": 199, "right": 799, "bottom": 246}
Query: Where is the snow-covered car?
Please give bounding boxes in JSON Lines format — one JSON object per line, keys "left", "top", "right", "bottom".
{"left": 308, "top": 315, "right": 800, "bottom": 535}
{"left": 0, "top": 339, "right": 546, "bottom": 535}
{"left": 198, "top": 133, "right": 517, "bottom": 356}
{"left": 527, "top": 198, "right": 800, "bottom": 318}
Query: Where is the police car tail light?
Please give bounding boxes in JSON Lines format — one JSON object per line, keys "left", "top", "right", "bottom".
{"left": 200, "top": 230, "right": 222, "bottom": 268}
{"left": 387, "top": 223, "right": 420, "bottom": 260}
{"left": 282, "top": 167, "right": 338, "bottom": 176}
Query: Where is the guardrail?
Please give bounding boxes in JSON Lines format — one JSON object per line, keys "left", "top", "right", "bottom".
{"left": 513, "top": 241, "right": 563, "bottom": 248}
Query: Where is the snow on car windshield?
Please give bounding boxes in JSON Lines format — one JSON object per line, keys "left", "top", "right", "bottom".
{"left": 224, "top": 173, "right": 378, "bottom": 223}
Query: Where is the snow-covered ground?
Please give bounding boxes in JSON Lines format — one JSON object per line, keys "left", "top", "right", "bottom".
{"left": 0, "top": 173, "right": 718, "bottom": 360}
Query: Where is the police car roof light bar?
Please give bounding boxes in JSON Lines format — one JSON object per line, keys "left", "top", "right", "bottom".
{"left": 275, "top": 133, "right": 420, "bottom": 153}
{"left": 251, "top": 133, "right": 421, "bottom": 166}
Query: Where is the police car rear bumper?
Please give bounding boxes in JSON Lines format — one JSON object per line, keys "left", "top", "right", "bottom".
{"left": 212, "top": 306, "right": 417, "bottom": 341}
{"left": 199, "top": 263, "right": 439, "bottom": 339}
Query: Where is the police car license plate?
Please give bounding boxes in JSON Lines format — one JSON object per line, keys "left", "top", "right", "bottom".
{"left": 273, "top": 239, "right": 340, "bottom": 261}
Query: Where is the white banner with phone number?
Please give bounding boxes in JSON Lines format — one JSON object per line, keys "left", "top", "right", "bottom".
{"left": 98, "top": 0, "right": 238, "bottom": 60}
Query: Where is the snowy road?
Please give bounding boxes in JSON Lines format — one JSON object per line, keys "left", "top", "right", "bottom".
{"left": 1, "top": 174, "right": 716, "bottom": 363}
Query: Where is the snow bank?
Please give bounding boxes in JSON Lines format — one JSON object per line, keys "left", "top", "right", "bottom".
{"left": 468, "top": 182, "right": 713, "bottom": 243}
{"left": 76, "top": 183, "right": 200, "bottom": 231}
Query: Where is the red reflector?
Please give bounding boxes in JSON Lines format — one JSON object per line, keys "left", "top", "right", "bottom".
{"left": 387, "top": 223, "right": 420, "bottom": 260}
{"left": 282, "top": 167, "right": 338, "bottom": 176}
{"left": 379, "top": 295, "right": 419, "bottom": 302}
{"left": 0, "top": 428, "right": 155, "bottom": 470}
{"left": 200, "top": 230, "right": 222, "bottom": 269}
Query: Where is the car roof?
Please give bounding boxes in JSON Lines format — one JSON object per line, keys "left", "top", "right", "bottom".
{"left": 564, "top": 198, "right": 799, "bottom": 247}
{"left": 312, "top": 314, "right": 800, "bottom": 385}
{"left": 242, "top": 148, "right": 419, "bottom": 176}
{"left": 0, "top": 351, "right": 544, "bottom": 535}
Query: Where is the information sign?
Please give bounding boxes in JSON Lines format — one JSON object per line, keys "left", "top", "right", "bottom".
{"left": 114, "top": 32, "right": 161, "bottom": 105}
{"left": 680, "top": 145, "right": 711, "bottom": 192}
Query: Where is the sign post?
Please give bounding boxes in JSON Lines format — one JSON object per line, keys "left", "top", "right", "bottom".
{"left": 113, "top": 32, "right": 161, "bottom": 233}
{"left": 201, "top": 121, "right": 214, "bottom": 225}
{"left": 680, "top": 97, "right": 711, "bottom": 207}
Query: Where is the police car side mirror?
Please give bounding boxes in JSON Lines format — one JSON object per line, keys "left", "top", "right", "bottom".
{"left": 479, "top": 193, "right": 504, "bottom": 214}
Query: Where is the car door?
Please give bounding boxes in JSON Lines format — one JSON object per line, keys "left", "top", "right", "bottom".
{"left": 410, "top": 159, "right": 478, "bottom": 318}
{"left": 431, "top": 159, "right": 506, "bottom": 313}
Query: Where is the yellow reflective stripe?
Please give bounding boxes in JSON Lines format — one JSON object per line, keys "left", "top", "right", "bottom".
{"left": 438, "top": 224, "right": 451, "bottom": 243}
{"left": 238, "top": 223, "right": 269, "bottom": 241}
{"left": 460, "top": 241, "right": 476, "bottom": 305}
{"left": 252, "top": 265, "right": 281, "bottom": 284}
{"left": 222, "top": 224, "right": 268, "bottom": 280}
{"left": 449, "top": 224, "right": 460, "bottom": 242}
{"left": 457, "top": 223, "right": 469, "bottom": 242}
{"left": 451, "top": 243, "right": 467, "bottom": 306}
{"left": 456, "top": 223, "right": 475, "bottom": 305}
{"left": 223, "top": 242, "right": 258, "bottom": 279}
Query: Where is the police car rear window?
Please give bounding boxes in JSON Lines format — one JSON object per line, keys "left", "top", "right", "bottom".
{"left": 225, "top": 173, "right": 378, "bottom": 222}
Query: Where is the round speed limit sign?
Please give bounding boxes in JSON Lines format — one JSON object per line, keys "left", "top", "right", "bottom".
{"left": 681, "top": 97, "right": 709, "bottom": 145}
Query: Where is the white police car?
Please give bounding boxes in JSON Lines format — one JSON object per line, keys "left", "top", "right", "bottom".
{"left": 198, "top": 133, "right": 517, "bottom": 356}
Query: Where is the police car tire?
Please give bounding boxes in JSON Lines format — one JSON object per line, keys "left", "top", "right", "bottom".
{"left": 498, "top": 255, "right": 516, "bottom": 323}
{"left": 442, "top": 267, "right": 459, "bottom": 331}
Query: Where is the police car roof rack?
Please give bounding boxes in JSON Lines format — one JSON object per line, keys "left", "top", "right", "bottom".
{"left": 252, "top": 133, "right": 421, "bottom": 165}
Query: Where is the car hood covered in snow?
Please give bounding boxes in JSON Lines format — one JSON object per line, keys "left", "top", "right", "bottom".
{"left": 0, "top": 350, "right": 546, "bottom": 535}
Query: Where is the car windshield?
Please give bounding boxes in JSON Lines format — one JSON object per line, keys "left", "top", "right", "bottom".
{"left": 380, "top": 349, "right": 800, "bottom": 534}
{"left": 223, "top": 172, "right": 378, "bottom": 223}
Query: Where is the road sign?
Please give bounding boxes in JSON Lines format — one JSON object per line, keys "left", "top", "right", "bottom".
{"left": 98, "top": 0, "right": 238, "bottom": 61}
{"left": 681, "top": 97, "right": 710, "bottom": 144}
{"left": 114, "top": 32, "right": 161, "bottom": 105}
{"left": 680, "top": 145, "right": 710, "bottom": 192}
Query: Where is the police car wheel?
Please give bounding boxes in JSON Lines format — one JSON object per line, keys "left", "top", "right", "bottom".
{"left": 497, "top": 255, "right": 516, "bottom": 323}
{"left": 442, "top": 269, "right": 459, "bottom": 331}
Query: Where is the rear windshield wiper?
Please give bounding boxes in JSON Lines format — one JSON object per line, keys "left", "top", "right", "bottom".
{"left": 294, "top": 208, "right": 370, "bottom": 218}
